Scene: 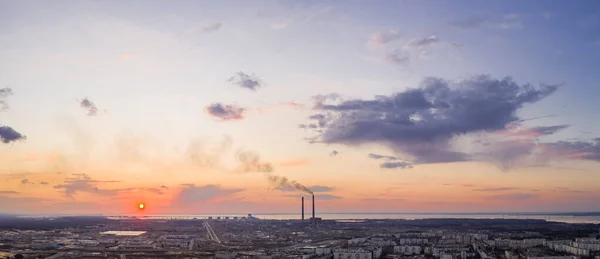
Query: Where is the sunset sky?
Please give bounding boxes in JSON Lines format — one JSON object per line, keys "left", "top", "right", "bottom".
{"left": 1, "top": 0, "right": 600, "bottom": 215}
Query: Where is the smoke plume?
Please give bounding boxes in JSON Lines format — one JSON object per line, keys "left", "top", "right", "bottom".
{"left": 267, "top": 175, "right": 313, "bottom": 195}
{"left": 235, "top": 150, "right": 313, "bottom": 194}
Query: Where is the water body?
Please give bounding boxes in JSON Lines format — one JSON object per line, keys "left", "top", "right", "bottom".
{"left": 109, "top": 213, "right": 600, "bottom": 224}
{"left": 100, "top": 231, "right": 146, "bottom": 236}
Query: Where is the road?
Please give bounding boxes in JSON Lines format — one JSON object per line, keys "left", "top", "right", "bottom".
{"left": 203, "top": 220, "right": 221, "bottom": 244}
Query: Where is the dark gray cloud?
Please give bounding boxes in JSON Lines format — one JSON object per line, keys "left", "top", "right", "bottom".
{"left": 369, "top": 153, "right": 413, "bottom": 169}
{"left": 473, "top": 187, "right": 518, "bottom": 192}
{"left": 21, "top": 179, "right": 31, "bottom": 184}
{"left": 228, "top": 72, "right": 264, "bottom": 91}
{"left": 0, "top": 125, "right": 26, "bottom": 144}
{"left": 330, "top": 150, "right": 338, "bottom": 156}
{"left": 543, "top": 138, "right": 600, "bottom": 162}
{"left": 368, "top": 153, "right": 398, "bottom": 161}
{"left": 206, "top": 103, "right": 245, "bottom": 121}
{"left": 80, "top": 97, "right": 98, "bottom": 116}
{"left": 276, "top": 185, "right": 334, "bottom": 192}
{"left": 200, "top": 22, "right": 222, "bottom": 33}
{"left": 303, "top": 75, "right": 558, "bottom": 165}
{"left": 380, "top": 161, "right": 413, "bottom": 169}
{"left": 369, "top": 29, "right": 401, "bottom": 45}
{"left": 0, "top": 87, "right": 14, "bottom": 111}
{"left": 39, "top": 181, "right": 49, "bottom": 185}
{"left": 176, "top": 184, "right": 243, "bottom": 204}
{"left": 236, "top": 150, "right": 274, "bottom": 173}
{"left": 451, "top": 13, "right": 522, "bottom": 30}
{"left": 488, "top": 193, "right": 538, "bottom": 200}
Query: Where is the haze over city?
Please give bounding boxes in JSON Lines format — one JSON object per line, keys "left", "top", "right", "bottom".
{"left": 2, "top": 0, "right": 600, "bottom": 216}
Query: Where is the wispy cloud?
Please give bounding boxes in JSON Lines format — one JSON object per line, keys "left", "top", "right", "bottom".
{"left": 488, "top": 193, "right": 538, "bottom": 200}
{"left": 199, "top": 22, "right": 222, "bottom": 33}
{"left": 369, "top": 29, "right": 402, "bottom": 46}
{"left": 473, "top": 187, "right": 519, "bottom": 192}
{"left": 330, "top": 150, "right": 338, "bottom": 156}
{"left": 21, "top": 179, "right": 32, "bottom": 185}
{"left": 451, "top": 13, "right": 523, "bottom": 30}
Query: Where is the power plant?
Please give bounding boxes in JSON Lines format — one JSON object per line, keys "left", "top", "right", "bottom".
{"left": 301, "top": 194, "right": 319, "bottom": 224}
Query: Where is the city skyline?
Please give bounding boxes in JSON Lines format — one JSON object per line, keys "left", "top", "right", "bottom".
{"left": 1, "top": 0, "right": 600, "bottom": 214}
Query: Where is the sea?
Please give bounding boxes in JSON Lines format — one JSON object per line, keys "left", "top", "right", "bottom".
{"left": 107, "top": 213, "right": 600, "bottom": 224}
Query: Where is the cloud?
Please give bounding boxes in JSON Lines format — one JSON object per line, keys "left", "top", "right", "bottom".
{"left": 380, "top": 161, "right": 413, "bottom": 169}
{"left": 53, "top": 174, "right": 124, "bottom": 197}
{"left": 315, "top": 194, "right": 342, "bottom": 200}
{"left": 0, "top": 126, "right": 26, "bottom": 144}
{"left": 277, "top": 185, "right": 335, "bottom": 192}
{"left": 185, "top": 135, "right": 232, "bottom": 168}
{"left": 407, "top": 35, "right": 440, "bottom": 48}
{"left": 0, "top": 191, "right": 19, "bottom": 194}
{"left": 176, "top": 184, "right": 243, "bottom": 205}
{"left": 80, "top": 97, "right": 98, "bottom": 116}
{"left": 206, "top": 103, "right": 245, "bottom": 121}
{"left": 236, "top": 150, "right": 274, "bottom": 173}
{"left": 228, "top": 72, "right": 264, "bottom": 91}
{"left": 542, "top": 138, "right": 600, "bottom": 162}
{"left": 369, "top": 29, "right": 401, "bottom": 46}
{"left": 488, "top": 193, "right": 538, "bottom": 200}
{"left": 552, "top": 187, "right": 590, "bottom": 194}
{"left": 330, "top": 150, "right": 338, "bottom": 156}
{"left": 506, "top": 125, "right": 569, "bottom": 138}
{"left": 142, "top": 188, "right": 164, "bottom": 195}
{"left": 451, "top": 13, "right": 523, "bottom": 30}
{"left": 199, "top": 22, "right": 222, "bottom": 33}
{"left": 0, "top": 87, "right": 14, "bottom": 111}
{"left": 368, "top": 153, "right": 413, "bottom": 169}
{"left": 362, "top": 198, "right": 405, "bottom": 202}
{"left": 473, "top": 187, "right": 519, "bottom": 192}
{"left": 21, "top": 179, "right": 32, "bottom": 184}
{"left": 386, "top": 50, "right": 410, "bottom": 66}
{"left": 303, "top": 75, "right": 558, "bottom": 166}
{"left": 368, "top": 153, "right": 398, "bottom": 161}
{"left": 39, "top": 181, "right": 49, "bottom": 185}
{"left": 160, "top": 185, "right": 169, "bottom": 189}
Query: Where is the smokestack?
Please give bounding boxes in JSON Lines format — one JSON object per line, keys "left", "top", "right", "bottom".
{"left": 301, "top": 196, "right": 304, "bottom": 220}
{"left": 312, "top": 194, "right": 315, "bottom": 222}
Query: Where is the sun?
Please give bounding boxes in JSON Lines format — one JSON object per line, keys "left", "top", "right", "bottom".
{"left": 138, "top": 203, "right": 145, "bottom": 210}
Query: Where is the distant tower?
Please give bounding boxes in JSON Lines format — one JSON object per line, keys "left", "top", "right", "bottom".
{"left": 312, "top": 194, "right": 315, "bottom": 223}
{"left": 301, "top": 196, "right": 305, "bottom": 220}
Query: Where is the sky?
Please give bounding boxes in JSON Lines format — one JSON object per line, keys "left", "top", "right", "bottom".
{"left": 1, "top": 0, "right": 600, "bottom": 215}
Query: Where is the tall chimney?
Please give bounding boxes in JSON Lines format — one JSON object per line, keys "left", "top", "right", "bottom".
{"left": 312, "top": 194, "right": 315, "bottom": 222}
{"left": 301, "top": 197, "right": 304, "bottom": 220}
